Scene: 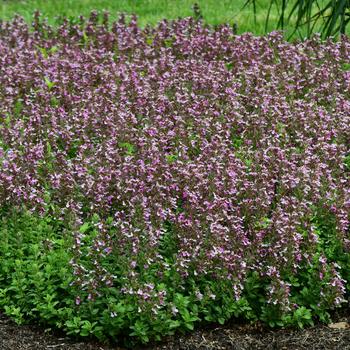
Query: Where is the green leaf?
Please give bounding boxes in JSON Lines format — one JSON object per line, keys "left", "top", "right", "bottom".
{"left": 146, "top": 37, "right": 154, "bottom": 45}
{"left": 82, "top": 31, "right": 89, "bottom": 45}
{"left": 226, "top": 62, "right": 234, "bottom": 71}
{"left": 118, "top": 142, "right": 135, "bottom": 156}
{"left": 164, "top": 38, "right": 174, "bottom": 48}
{"left": 185, "top": 322, "right": 194, "bottom": 330}
{"left": 168, "top": 320, "right": 181, "bottom": 329}
{"left": 50, "top": 96, "right": 59, "bottom": 107}
{"left": 44, "top": 77, "right": 56, "bottom": 90}
{"left": 174, "top": 293, "right": 190, "bottom": 310}
{"left": 46, "top": 142, "right": 52, "bottom": 155}
{"left": 14, "top": 100, "right": 23, "bottom": 116}
{"left": 79, "top": 222, "right": 90, "bottom": 233}
{"left": 37, "top": 46, "right": 48, "bottom": 59}
{"left": 341, "top": 63, "right": 350, "bottom": 71}
{"left": 166, "top": 154, "right": 178, "bottom": 163}
{"left": 49, "top": 45, "right": 59, "bottom": 54}
{"left": 344, "top": 154, "right": 350, "bottom": 170}
{"left": 92, "top": 213, "right": 100, "bottom": 223}
{"left": 5, "top": 114, "right": 11, "bottom": 127}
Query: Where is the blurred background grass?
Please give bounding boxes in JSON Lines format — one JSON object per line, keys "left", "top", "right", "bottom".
{"left": 0, "top": 0, "right": 349, "bottom": 38}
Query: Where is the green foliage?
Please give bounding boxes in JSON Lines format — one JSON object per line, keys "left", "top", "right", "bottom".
{"left": 37, "top": 45, "right": 59, "bottom": 59}
{"left": 244, "top": 0, "right": 350, "bottom": 39}
{"left": 159, "top": 221, "right": 178, "bottom": 262}
{"left": 14, "top": 99, "right": 23, "bottom": 117}
{"left": 0, "top": 210, "right": 76, "bottom": 327}
{"left": 66, "top": 317, "right": 104, "bottom": 337}
{"left": 118, "top": 141, "right": 136, "bottom": 156}
{"left": 226, "top": 62, "right": 234, "bottom": 71}
{"left": 3, "top": 0, "right": 348, "bottom": 39}
{"left": 344, "top": 153, "right": 350, "bottom": 170}
{"left": 165, "top": 154, "right": 178, "bottom": 164}
{"left": 44, "top": 76, "right": 56, "bottom": 90}
{"left": 50, "top": 96, "right": 59, "bottom": 107}
{"left": 290, "top": 307, "right": 314, "bottom": 328}
{"left": 231, "top": 129, "right": 243, "bottom": 149}
{"left": 0, "top": 208, "right": 350, "bottom": 346}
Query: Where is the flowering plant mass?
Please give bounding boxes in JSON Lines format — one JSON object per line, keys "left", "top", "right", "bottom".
{"left": 0, "top": 12, "right": 349, "bottom": 345}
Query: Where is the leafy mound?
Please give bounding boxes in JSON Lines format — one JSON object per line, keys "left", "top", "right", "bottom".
{"left": 0, "top": 12, "right": 349, "bottom": 346}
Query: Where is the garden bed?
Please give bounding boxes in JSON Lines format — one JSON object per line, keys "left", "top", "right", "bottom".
{"left": 0, "top": 11, "right": 349, "bottom": 348}
{"left": 2, "top": 309, "right": 350, "bottom": 349}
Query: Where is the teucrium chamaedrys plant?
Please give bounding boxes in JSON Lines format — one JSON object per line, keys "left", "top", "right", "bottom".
{"left": 0, "top": 11, "right": 349, "bottom": 345}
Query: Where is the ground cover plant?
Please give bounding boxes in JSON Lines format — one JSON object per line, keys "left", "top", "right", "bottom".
{"left": 0, "top": 11, "right": 349, "bottom": 347}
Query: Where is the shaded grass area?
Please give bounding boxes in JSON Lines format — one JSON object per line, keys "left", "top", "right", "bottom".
{"left": 1, "top": 0, "right": 348, "bottom": 38}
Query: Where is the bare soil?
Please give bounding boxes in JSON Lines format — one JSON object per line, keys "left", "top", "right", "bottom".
{"left": 2, "top": 309, "right": 350, "bottom": 350}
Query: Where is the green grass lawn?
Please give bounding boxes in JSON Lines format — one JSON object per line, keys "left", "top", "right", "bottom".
{"left": 1, "top": 0, "right": 346, "bottom": 38}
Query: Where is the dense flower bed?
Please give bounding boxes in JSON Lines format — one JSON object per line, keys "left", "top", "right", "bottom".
{"left": 0, "top": 12, "right": 349, "bottom": 345}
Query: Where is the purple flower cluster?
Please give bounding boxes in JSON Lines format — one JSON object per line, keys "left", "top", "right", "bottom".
{"left": 0, "top": 13, "right": 349, "bottom": 309}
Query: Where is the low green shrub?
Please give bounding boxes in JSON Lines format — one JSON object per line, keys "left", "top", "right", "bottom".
{"left": 0, "top": 209, "right": 349, "bottom": 347}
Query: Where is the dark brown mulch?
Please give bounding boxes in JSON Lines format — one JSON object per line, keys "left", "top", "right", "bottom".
{"left": 2, "top": 310, "right": 350, "bottom": 350}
